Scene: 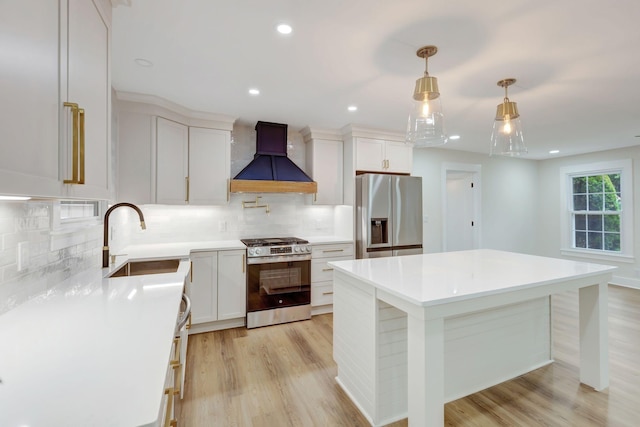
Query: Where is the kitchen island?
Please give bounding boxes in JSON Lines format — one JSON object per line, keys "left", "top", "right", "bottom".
{"left": 329, "top": 249, "right": 616, "bottom": 426}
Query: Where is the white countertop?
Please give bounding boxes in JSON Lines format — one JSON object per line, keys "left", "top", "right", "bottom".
{"left": 0, "top": 261, "right": 190, "bottom": 427}
{"left": 329, "top": 249, "right": 617, "bottom": 307}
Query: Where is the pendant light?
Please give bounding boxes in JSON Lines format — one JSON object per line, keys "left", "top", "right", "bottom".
{"left": 490, "top": 78, "right": 527, "bottom": 156}
{"left": 406, "top": 45, "right": 448, "bottom": 147}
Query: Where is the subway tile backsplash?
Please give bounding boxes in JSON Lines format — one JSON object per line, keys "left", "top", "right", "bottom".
{"left": 108, "top": 194, "right": 344, "bottom": 252}
{"left": 0, "top": 201, "right": 101, "bottom": 314}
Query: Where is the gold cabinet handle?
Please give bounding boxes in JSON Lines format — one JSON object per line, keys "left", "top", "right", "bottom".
{"left": 323, "top": 249, "right": 344, "bottom": 253}
{"left": 227, "top": 178, "right": 230, "bottom": 202}
{"left": 63, "top": 102, "right": 79, "bottom": 184}
{"left": 322, "top": 291, "right": 334, "bottom": 296}
{"left": 172, "top": 364, "right": 182, "bottom": 396}
{"left": 170, "top": 337, "right": 180, "bottom": 366}
{"left": 78, "top": 108, "right": 85, "bottom": 184}
{"left": 185, "top": 176, "right": 190, "bottom": 202}
{"left": 190, "top": 261, "right": 193, "bottom": 282}
{"left": 242, "top": 254, "right": 245, "bottom": 273}
{"left": 322, "top": 267, "right": 333, "bottom": 272}
{"left": 164, "top": 388, "right": 174, "bottom": 427}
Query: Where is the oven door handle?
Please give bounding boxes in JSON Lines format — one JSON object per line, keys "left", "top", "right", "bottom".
{"left": 246, "top": 254, "right": 312, "bottom": 264}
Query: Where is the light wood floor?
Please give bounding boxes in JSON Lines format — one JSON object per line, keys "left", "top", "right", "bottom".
{"left": 177, "top": 286, "right": 640, "bottom": 426}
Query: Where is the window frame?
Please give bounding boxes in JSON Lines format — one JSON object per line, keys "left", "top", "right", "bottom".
{"left": 560, "top": 159, "right": 634, "bottom": 262}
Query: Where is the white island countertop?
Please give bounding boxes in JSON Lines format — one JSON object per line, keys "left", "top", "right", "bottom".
{"left": 0, "top": 261, "right": 190, "bottom": 427}
{"left": 329, "top": 249, "right": 617, "bottom": 306}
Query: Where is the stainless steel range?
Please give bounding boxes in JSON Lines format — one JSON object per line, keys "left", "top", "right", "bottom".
{"left": 241, "top": 237, "right": 312, "bottom": 328}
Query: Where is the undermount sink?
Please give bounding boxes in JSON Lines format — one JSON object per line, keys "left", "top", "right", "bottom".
{"left": 108, "top": 259, "right": 181, "bottom": 278}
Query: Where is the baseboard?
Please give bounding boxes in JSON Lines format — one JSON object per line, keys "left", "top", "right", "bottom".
{"left": 611, "top": 275, "right": 640, "bottom": 290}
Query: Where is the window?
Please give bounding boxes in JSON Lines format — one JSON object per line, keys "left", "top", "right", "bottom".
{"left": 571, "top": 174, "right": 621, "bottom": 251}
{"left": 60, "top": 200, "right": 101, "bottom": 221}
{"left": 561, "top": 160, "right": 633, "bottom": 260}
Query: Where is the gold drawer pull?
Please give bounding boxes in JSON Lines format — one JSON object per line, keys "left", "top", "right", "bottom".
{"left": 322, "top": 249, "right": 344, "bottom": 253}
{"left": 322, "top": 267, "right": 333, "bottom": 272}
{"left": 164, "top": 388, "right": 174, "bottom": 427}
{"left": 322, "top": 291, "right": 334, "bottom": 296}
{"left": 172, "top": 364, "right": 182, "bottom": 396}
{"left": 170, "top": 337, "right": 180, "bottom": 365}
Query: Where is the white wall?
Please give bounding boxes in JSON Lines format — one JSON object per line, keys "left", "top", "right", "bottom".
{"left": 537, "top": 146, "right": 640, "bottom": 288}
{"left": 412, "top": 148, "right": 539, "bottom": 254}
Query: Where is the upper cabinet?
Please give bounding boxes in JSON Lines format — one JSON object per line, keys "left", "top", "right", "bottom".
{"left": 116, "top": 93, "right": 235, "bottom": 205}
{"left": 302, "top": 127, "right": 344, "bottom": 205}
{"left": 63, "top": 0, "right": 111, "bottom": 199}
{"left": 156, "top": 118, "right": 230, "bottom": 205}
{"left": 355, "top": 137, "right": 412, "bottom": 174}
{"left": 342, "top": 125, "right": 413, "bottom": 205}
{"left": 0, "top": 0, "right": 111, "bottom": 199}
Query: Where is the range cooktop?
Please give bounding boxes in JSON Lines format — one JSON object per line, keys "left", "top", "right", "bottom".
{"left": 241, "top": 237, "right": 309, "bottom": 247}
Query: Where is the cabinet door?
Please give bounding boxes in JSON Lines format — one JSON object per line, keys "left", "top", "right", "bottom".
{"left": 355, "top": 138, "right": 385, "bottom": 172}
{"left": 188, "top": 127, "right": 230, "bottom": 205}
{"left": 217, "top": 250, "right": 246, "bottom": 320}
{"left": 64, "top": 0, "right": 110, "bottom": 198}
{"left": 385, "top": 141, "right": 413, "bottom": 174}
{"left": 0, "top": 0, "right": 62, "bottom": 197}
{"left": 189, "top": 251, "right": 218, "bottom": 324}
{"left": 156, "top": 117, "right": 189, "bottom": 204}
{"left": 308, "top": 139, "right": 343, "bottom": 205}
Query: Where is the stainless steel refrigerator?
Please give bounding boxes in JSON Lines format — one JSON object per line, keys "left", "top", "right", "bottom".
{"left": 355, "top": 173, "right": 423, "bottom": 259}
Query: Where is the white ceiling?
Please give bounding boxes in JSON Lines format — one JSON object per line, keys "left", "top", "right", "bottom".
{"left": 111, "top": 0, "right": 640, "bottom": 159}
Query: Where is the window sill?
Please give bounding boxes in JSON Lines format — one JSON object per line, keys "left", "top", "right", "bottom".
{"left": 560, "top": 248, "right": 635, "bottom": 264}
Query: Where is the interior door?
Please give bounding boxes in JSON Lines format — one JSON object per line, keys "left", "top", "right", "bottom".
{"left": 445, "top": 171, "right": 476, "bottom": 251}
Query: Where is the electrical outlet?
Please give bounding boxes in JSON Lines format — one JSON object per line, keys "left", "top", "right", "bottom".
{"left": 218, "top": 220, "right": 227, "bottom": 232}
{"left": 17, "top": 241, "right": 29, "bottom": 271}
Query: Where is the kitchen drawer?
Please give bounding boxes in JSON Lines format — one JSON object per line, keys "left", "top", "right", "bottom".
{"left": 311, "top": 243, "right": 354, "bottom": 259}
{"left": 312, "top": 255, "right": 352, "bottom": 282}
{"left": 312, "top": 282, "right": 334, "bottom": 306}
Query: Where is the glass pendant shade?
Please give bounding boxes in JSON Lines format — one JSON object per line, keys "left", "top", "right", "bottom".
{"left": 407, "top": 94, "right": 447, "bottom": 147}
{"left": 490, "top": 78, "right": 527, "bottom": 156}
{"left": 406, "top": 45, "right": 447, "bottom": 147}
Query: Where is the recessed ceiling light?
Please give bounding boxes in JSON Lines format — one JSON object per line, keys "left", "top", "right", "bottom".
{"left": 248, "top": 88, "right": 260, "bottom": 96}
{"left": 449, "top": 135, "right": 461, "bottom": 140}
{"left": 277, "top": 24, "right": 292, "bottom": 34}
{"left": 549, "top": 150, "right": 560, "bottom": 154}
{"left": 134, "top": 58, "right": 153, "bottom": 67}
{"left": 347, "top": 105, "right": 358, "bottom": 112}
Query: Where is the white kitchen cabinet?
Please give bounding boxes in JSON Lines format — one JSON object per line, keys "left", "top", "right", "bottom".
{"left": 310, "top": 242, "right": 354, "bottom": 312}
{"left": 304, "top": 136, "right": 344, "bottom": 205}
{"left": 62, "top": 0, "right": 110, "bottom": 199}
{"left": 156, "top": 118, "right": 189, "bottom": 205}
{"left": 189, "top": 251, "right": 219, "bottom": 324}
{"left": 356, "top": 137, "right": 412, "bottom": 174}
{"left": 156, "top": 117, "right": 230, "bottom": 205}
{"left": 189, "top": 250, "right": 246, "bottom": 331}
{"left": 217, "top": 250, "right": 247, "bottom": 320}
{"left": 0, "top": 0, "right": 110, "bottom": 199}
{"left": 188, "top": 127, "right": 230, "bottom": 205}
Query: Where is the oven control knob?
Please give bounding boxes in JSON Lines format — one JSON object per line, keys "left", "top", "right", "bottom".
{"left": 305, "top": 246, "right": 311, "bottom": 252}
{"left": 255, "top": 248, "right": 262, "bottom": 255}
{"left": 295, "top": 246, "right": 301, "bottom": 253}
{"left": 248, "top": 248, "right": 255, "bottom": 256}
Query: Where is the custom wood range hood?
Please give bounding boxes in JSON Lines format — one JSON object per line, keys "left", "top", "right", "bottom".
{"left": 230, "top": 121, "right": 317, "bottom": 194}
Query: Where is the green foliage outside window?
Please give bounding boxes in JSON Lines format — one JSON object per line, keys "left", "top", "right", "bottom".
{"left": 572, "top": 173, "right": 621, "bottom": 252}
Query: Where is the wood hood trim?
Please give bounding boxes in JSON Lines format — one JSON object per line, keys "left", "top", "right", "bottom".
{"left": 230, "top": 179, "right": 317, "bottom": 194}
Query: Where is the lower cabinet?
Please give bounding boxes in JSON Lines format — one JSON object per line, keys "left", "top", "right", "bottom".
{"left": 311, "top": 242, "right": 354, "bottom": 312}
{"left": 189, "top": 249, "right": 246, "bottom": 332}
